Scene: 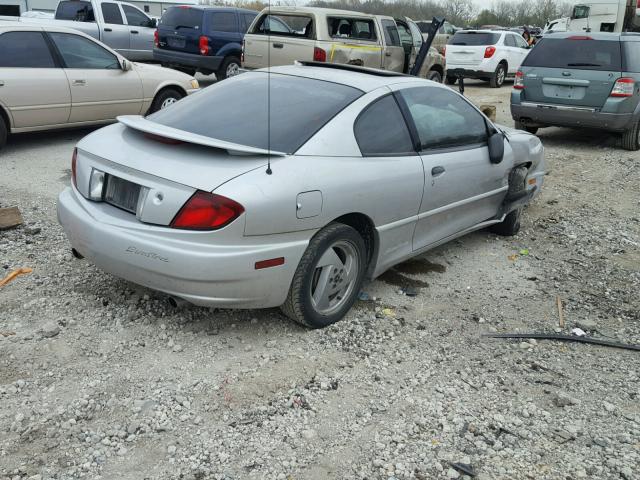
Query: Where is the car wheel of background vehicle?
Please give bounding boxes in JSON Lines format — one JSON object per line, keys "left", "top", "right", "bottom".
{"left": 281, "top": 223, "right": 367, "bottom": 329}
{"left": 217, "top": 56, "right": 241, "bottom": 81}
{"left": 515, "top": 121, "right": 538, "bottom": 135}
{"left": 149, "top": 88, "right": 184, "bottom": 114}
{"left": 490, "top": 62, "right": 507, "bottom": 88}
{"left": 621, "top": 119, "right": 640, "bottom": 151}
{"left": 490, "top": 207, "right": 522, "bottom": 236}
{"left": 427, "top": 70, "right": 442, "bottom": 83}
{"left": 445, "top": 75, "right": 457, "bottom": 85}
{"left": 0, "top": 115, "right": 7, "bottom": 150}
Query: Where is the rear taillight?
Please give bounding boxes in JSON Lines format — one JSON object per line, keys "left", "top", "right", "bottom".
{"left": 484, "top": 46, "right": 496, "bottom": 58}
{"left": 241, "top": 39, "right": 245, "bottom": 63}
{"left": 514, "top": 70, "right": 525, "bottom": 90}
{"left": 199, "top": 35, "right": 209, "bottom": 56}
{"left": 71, "top": 148, "right": 77, "bottom": 188}
{"left": 313, "top": 47, "right": 326, "bottom": 62}
{"left": 154, "top": 30, "right": 159, "bottom": 48}
{"left": 170, "top": 191, "right": 244, "bottom": 230}
{"left": 611, "top": 77, "right": 635, "bottom": 97}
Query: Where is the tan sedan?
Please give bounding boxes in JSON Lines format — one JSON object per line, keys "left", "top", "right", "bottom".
{"left": 0, "top": 23, "right": 199, "bottom": 148}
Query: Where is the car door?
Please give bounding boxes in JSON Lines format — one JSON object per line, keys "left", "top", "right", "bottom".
{"left": 0, "top": 30, "right": 71, "bottom": 129}
{"left": 48, "top": 31, "right": 143, "bottom": 123}
{"left": 121, "top": 4, "right": 155, "bottom": 61}
{"left": 99, "top": 2, "right": 130, "bottom": 56}
{"left": 393, "top": 84, "right": 511, "bottom": 251}
{"left": 351, "top": 92, "right": 425, "bottom": 275}
{"left": 379, "top": 18, "right": 404, "bottom": 71}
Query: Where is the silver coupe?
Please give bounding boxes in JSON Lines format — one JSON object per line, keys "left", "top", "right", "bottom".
{"left": 57, "top": 62, "right": 546, "bottom": 328}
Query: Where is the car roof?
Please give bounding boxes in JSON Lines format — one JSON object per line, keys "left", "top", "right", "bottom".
{"left": 165, "top": 5, "right": 255, "bottom": 13}
{"left": 542, "top": 31, "right": 623, "bottom": 40}
{"left": 0, "top": 22, "right": 94, "bottom": 35}
{"left": 457, "top": 29, "right": 505, "bottom": 34}
{"left": 263, "top": 64, "right": 437, "bottom": 93}
{"left": 257, "top": 6, "right": 375, "bottom": 18}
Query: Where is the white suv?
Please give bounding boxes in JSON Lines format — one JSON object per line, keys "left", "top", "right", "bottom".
{"left": 445, "top": 30, "right": 530, "bottom": 88}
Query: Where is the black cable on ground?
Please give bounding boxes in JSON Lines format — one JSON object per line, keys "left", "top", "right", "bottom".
{"left": 484, "top": 333, "right": 640, "bottom": 352}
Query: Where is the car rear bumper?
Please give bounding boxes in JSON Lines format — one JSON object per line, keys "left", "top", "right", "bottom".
{"left": 447, "top": 67, "right": 497, "bottom": 79}
{"left": 511, "top": 100, "right": 635, "bottom": 131}
{"left": 153, "top": 48, "right": 223, "bottom": 71}
{"left": 57, "top": 187, "right": 309, "bottom": 309}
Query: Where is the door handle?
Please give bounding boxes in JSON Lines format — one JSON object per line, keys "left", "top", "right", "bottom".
{"left": 104, "top": 27, "right": 112, "bottom": 32}
{"left": 431, "top": 166, "right": 445, "bottom": 176}
{"left": 72, "top": 79, "right": 86, "bottom": 86}
{"left": 385, "top": 51, "right": 392, "bottom": 56}
{"left": 0, "top": 81, "right": 4, "bottom": 87}
{"left": 273, "top": 43, "right": 283, "bottom": 48}
{"left": 131, "top": 30, "right": 139, "bottom": 34}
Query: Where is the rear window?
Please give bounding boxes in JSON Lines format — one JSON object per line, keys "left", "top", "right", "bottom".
{"left": 449, "top": 32, "right": 500, "bottom": 46}
{"left": 622, "top": 41, "right": 640, "bottom": 72}
{"left": 55, "top": 0, "right": 94, "bottom": 21}
{"left": 160, "top": 7, "right": 203, "bottom": 29}
{"left": 523, "top": 38, "right": 622, "bottom": 71}
{"left": 252, "top": 14, "right": 313, "bottom": 38}
{"left": 148, "top": 73, "right": 362, "bottom": 154}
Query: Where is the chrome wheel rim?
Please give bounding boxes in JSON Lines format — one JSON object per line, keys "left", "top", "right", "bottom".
{"left": 160, "top": 97, "right": 178, "bottom": 109}
{"left": 310, "top": 240, "right": 359, "bottom": 316}
{"left": 226, "top": 62, "right": 240, "bottom": 77}
{"left": 497, "top": 67, "right": 505, "bottom": 85}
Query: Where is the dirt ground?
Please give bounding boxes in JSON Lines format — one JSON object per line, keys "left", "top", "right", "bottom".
{"left": 1, "top": 79, "right": 639, "bottom": 480}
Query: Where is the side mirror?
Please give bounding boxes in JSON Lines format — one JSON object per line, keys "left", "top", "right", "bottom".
{"left": 488, "top": 131, "right": 505, "bottom": 164}
{"left": 121, "top": 59, "right": 133, "bottom": 71}
{"left": 148, "top": 18, "right": 157, "bottom": 28}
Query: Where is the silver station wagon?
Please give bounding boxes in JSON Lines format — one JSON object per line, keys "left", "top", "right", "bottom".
{"left": 57, "top": 63, "right": 546, "bottom": 328}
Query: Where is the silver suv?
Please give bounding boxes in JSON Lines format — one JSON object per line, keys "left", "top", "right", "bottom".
{"left": 511, "top": 32, "right": 640, "bottom": 150}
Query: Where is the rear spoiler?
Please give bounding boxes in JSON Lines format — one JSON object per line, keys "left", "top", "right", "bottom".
{"left": 117, "top": 115, "right": 286, "bottom": 156}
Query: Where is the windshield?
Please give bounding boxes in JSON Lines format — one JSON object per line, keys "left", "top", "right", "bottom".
{"left": 523, "top": 38, "right": 622, "bottom": 70}
{"left": 160, "top": 7, "right": 203, "bottom": 29}
{"left": 148, "top": 72, "right": 363, "bottom": 154}
{"left": 449, "top": 32, "right": 500, "bottom": 45}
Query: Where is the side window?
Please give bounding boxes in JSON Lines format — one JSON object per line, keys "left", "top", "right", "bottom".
{"left": 0, "top": 31, "right": 56, "bottom": 68}
{"left": 381, "top": 19, "right": 401, "bottom": 47}
{"left": 399, "top": 87, "right": 488, "bottom": 150}
{"left": 397, "top": 23, "right": 412, "bottom": 46}
{"left": 354, "top": 95, "right": 414, "bottom": 156}
{"left": 211, "top": 12, "right": 237, "bottom": 32}
{"left": 408, "top": 21, "right": 423, "bottom": 48}
{"left": 49, "top": 32, "right": 120, "bottom": 69}
{"left": 254, "top": 14, "right": 312, "bottom": 37}
{"left": 242, "top": 13, "right": 257, "bottom": 32}
{"left": 328, "top": 17, "right": 377, "bottom": 41}
{"left": 504, "top": 34, "right": 516, "bottom": 47}
{"left": 515, "top": 35, "right": 528, "bottom": 48}
{"left": 101, "top": 3, "right": 123, "bottom": 25}
{"left": 55, "top": 1, "right": 94, "bottom": 22}
{"left": 122, "top": 5, "right": 150, "bottom": 27}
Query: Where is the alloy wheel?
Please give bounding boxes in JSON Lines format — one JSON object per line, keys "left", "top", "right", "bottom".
{"left": 160, "top": 97, "right": 178, "bottom": 109}
{"left": 226, "top": 62, "right": 240, "bottom": 77}
{"left": 310, "top": 240, "right": 359, "bottom": 316}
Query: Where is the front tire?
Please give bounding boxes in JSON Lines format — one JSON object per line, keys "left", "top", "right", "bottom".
{"left": 217, "top": 56, "right": 241, "bottom": 81}
{"left": 427, "top": 70, "right": 442, "bottom": 83}
{"left": 621, "top": 119, "right": 640, "bottom": 151}
{"left": 490, "top": 208, "right": 522, "bottom": 236}
{"left": 515, "top": 121, "right": 538, "bottom": 135}
{"left": 281, "top": 223, "right": 367, "bottom": 328}
{"left": 490, "top": 63, "right": 507, "bottom": 88}
{"left": 149, "top": 88, "right": 184, "bottom": 114}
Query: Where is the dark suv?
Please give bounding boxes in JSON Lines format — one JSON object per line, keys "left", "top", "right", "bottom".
{"left": 511, "top": 32, "right": 640, "bottom": 150}
{"left": 153, "top": 6, "right": 257, "bottom": 80}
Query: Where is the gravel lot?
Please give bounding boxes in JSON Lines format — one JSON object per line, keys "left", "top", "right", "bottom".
{"left": 1, "top": 79, "right": 639, "bottom": 480}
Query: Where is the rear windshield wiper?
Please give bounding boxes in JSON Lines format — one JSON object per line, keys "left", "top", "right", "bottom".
{"left": 567, "top": 62, "right": 601, "bottom": 67}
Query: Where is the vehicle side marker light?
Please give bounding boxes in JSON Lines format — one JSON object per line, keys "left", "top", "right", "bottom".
{"left": 255, "top": 257, "right": 285, "bottom": 269}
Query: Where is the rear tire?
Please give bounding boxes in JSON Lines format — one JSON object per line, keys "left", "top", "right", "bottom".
{"left": 445, "top": 74, "right": 457, "bottom": 85}
{"left": 149, "top": 88, "right": 184, "bottom": 114}
{"left": 281, "top": 223, "right": 367, "bottom": 328}
{"left": 427, "top": 70, "right": 442, "bottom": 83}
{"left": 0, "top": 116, "right": 7, "bottom": 150}
{"left": 490, "top": 208, "right": 522, "bottom": 236}
{"left": 217, "top": 56, "right": 241, "bottom": 81}
{"left": 490, "top": 63, "right": 507, "bottom": 88}
{"left": 515, "top": 121, "right": 538, "bottom": 135}
{"left": 621, "top": 119, "right": 640, "bottom": 151}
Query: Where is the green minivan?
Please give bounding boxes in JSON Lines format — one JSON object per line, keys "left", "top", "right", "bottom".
{"left": 511, "top": 32, "right": 640, "bottom": 150}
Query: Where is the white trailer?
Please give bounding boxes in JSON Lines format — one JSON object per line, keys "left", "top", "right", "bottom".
{"left": 544, "top": 0, "right": 639, "bottom": 33}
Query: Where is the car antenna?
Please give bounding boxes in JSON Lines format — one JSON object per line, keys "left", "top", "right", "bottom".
{"left": 266, "top": 3, "right": 273, "bottom": 175}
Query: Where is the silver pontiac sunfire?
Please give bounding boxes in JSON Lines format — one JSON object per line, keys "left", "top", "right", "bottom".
{"left": 57, "top": 63, "right": 546, "bottom": 328}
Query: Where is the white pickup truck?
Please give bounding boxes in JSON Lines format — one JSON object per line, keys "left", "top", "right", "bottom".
{"left": 1, "top": 0, "right": 156, "bottom": 60}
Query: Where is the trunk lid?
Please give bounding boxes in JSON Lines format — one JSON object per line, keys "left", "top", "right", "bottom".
{"left": 519, "top": 36, "right": 622, "bottom": 108}
{"left": 446, "top": 31, "right": 501, "bottom": 65}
